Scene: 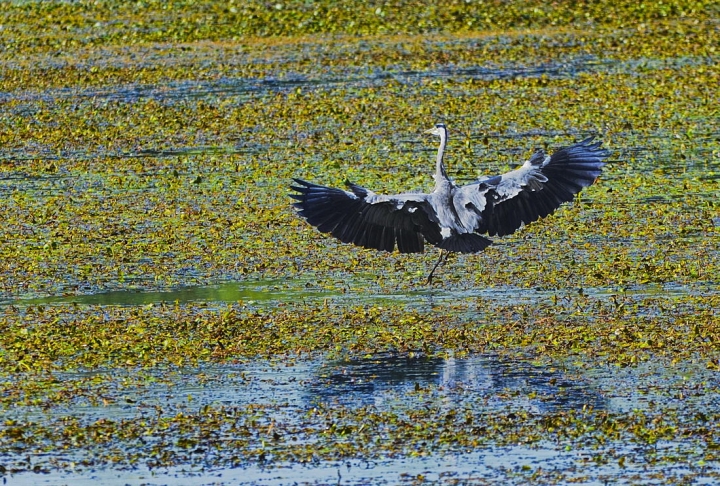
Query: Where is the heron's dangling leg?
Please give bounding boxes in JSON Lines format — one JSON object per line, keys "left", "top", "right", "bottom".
{"left": 427, "top": 250, "right": 449, "bottom": 285}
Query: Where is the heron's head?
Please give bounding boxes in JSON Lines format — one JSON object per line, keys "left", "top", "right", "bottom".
{"left": 424, "top": 123, "right": 447, "bottom": 137}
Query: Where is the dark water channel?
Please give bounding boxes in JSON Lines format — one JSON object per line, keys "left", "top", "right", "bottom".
{"left": 8, "top": 355, "right": 606, "bottom": 423}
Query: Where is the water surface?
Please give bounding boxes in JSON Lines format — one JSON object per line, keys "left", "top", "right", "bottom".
{"left": 4, "top": 355, "right": 719, "bottom": 485}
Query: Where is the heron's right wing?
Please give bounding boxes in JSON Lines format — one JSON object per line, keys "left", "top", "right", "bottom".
{"left": 467, "top": 137, "right": 608, "bottom": 237}
{"left": 290, "top": 179, "right": 442, "bottom": 253}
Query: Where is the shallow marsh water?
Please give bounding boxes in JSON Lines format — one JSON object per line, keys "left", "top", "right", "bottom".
{"left": 1, "top": 1, "right": 719, "bottom": 484}
{"left": 5, "top": 356, "right": 720, "bottom": 484}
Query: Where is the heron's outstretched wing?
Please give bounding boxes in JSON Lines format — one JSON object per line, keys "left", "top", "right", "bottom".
{"left": 460, "top": 137, "right": 609, "bottom": 237}
{"left": 290, "top": 179, "right": 442, "bottom": 253}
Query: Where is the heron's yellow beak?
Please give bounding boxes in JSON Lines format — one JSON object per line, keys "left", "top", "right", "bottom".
{"left": 424, "top": 128, "right": 435, "bottom": 134}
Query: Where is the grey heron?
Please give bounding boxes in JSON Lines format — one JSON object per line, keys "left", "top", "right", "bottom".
{"left": 290, "top": 124, "right": 609, "bottom": 283}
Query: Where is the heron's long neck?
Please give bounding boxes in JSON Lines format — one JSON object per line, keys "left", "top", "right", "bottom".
{"left": 434, "top": 130, "right": 449, "bottom": 190}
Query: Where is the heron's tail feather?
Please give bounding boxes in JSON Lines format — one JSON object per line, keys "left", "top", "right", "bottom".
{"left": 437, "top": 233, "right": 492, "bottom": 253}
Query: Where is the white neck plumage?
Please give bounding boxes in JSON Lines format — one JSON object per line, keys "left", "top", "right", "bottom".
{"left": 434, "top": 125, "right": 449, "bottom": 190}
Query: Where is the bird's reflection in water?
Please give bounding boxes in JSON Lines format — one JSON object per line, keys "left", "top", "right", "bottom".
{"left": 309, "top": 353, "right": 606, "bottom": 413}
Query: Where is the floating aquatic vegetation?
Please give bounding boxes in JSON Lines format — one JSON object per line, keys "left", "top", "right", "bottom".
{"left": 0, "top": 0, "right": 718, "bottom": 482}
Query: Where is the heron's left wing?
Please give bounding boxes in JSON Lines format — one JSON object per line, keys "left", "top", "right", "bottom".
{"left": 290, "top": 179, "right": 442, "bottom": 253}
{"left": 462, "top": 137, "right": 608, "bottom": 237}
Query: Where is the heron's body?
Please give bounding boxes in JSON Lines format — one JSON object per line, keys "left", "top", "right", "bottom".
{"left": 290, "top": 124, "right": 608, "bottom": 259}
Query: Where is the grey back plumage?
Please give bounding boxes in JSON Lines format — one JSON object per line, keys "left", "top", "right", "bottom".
{"left": 290, "top": 126, "right": 609, "bottom": 254}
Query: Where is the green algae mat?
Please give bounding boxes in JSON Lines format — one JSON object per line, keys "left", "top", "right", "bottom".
{"left": 0, "top": 1, "right": 719, "bottom": 484}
